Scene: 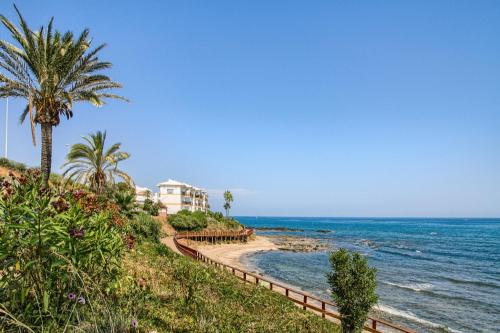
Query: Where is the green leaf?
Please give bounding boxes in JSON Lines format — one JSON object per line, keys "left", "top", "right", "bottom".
{"left": 43, "top": 290, "right": 49, "bottom": 312}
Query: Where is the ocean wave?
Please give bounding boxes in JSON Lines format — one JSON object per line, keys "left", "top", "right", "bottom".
{"left": 441, "top": 276, "right": 500, "bottom": 289}
{"left": 382, "top": 281, "right": 433, "bottom": 292}
{"left": 376, "top": 304, "right": 463, "bottom": 333}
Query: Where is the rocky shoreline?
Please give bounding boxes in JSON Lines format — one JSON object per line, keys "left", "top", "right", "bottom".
{"left": 266, "top": 235, "right": 331, "bottom": 252}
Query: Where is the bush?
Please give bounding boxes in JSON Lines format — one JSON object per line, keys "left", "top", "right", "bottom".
{"left": 207, "top": 210, "right": 242, "bottom": 230}
{"left": 0, "top": 169, "right": 126, "bottom": 330}
{"left": 143, "top": 198, "right": 161, "bottom": 216}
{"left": 112, "top": 190, "right": 139, "bottom": 219}
{"left": 169, "top": 210, "right": 208, "bottom": 231}
{"left": 0, "top": 157, "right": 27, "bottom": 172}
{"left": 327, "top": 249, "right": 378, "bottom": 333}
{"left": 129, "top": 213, "right": 162, "bottom": 243}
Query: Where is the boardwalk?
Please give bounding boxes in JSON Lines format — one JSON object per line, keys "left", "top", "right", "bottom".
{"left": 172, "top": 229, "right": 415, "bottom": 333}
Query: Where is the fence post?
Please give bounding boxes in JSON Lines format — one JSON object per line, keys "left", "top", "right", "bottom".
{"left": 286, "top": 289, "right": 289, "bottom": 297}
{"left": 303, "top": 295, "right": 307, "bottom": 310}
{"left": 372, "top": 320, "right": 377, "bottom": 330}
{"left": 322, "top": 302, "right": 325, "bottom": 318}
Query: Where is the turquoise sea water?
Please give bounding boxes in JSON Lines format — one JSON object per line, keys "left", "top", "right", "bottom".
{"left": 236, "top": 217, "right": 500, "bottom": 333}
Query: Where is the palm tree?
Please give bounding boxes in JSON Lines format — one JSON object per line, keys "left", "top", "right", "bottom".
{"left": 62, "top": 131, "right": 132, "bottom": 194}
{"left": 113, "top": 190, "right": 138, "bottom": 219}
{"left": 223, "top": 190, "right": 233, "bottom": 217}
{"left": 0, "top": 6, "right": 126, "bottom": 186}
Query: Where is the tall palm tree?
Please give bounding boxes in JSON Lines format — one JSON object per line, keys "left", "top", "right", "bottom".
{"left": 223, "top": 190, "right": 233, "bottom": 217}
{"left": 0, "top": 6, "right": 126, "bottom": 186}
{"left": 62, "top": 131, "right": 133, "bottom": 194}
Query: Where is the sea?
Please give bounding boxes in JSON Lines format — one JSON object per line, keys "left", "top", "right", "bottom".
{"left": 236, "top": 217, "right": 500, "bottom": 333}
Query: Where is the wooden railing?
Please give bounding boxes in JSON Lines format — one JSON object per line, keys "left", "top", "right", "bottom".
{"left": 173, "top": 229, "right": 415, "bottom": 333}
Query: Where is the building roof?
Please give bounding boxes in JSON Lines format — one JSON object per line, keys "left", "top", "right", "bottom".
{"left": 135, "top": 185, "right": 152, "bottom": 195}
{"left": 156, "top": 179, "right": 206, "bottom": 192}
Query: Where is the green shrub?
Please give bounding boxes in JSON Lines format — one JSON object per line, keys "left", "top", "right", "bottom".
{"left": 327, "top": 249, "right": 378, "bottom": 333}
{"left": 207, "top": 210, "right": 242, "bottom": 230}
{"left": 143, "top": 198, "right": 160, "bottom": 216}
{"left": 112, "top": 190, "right": 139, "bottom": 219}
{"left": 0, "top": 157, "right": 27, "bottom": 172}
{"left": 0, "top": 169, "right": 125, "bottom": 330}
{"left": 169, "top": 210, "right": 208, "bottom": 231}
{"left": 129, "top": 213, "right": 162, "bottom": 243}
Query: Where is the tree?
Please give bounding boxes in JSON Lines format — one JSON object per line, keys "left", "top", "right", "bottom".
{"left": 62, "top": 131, "right": 132, "bottom": 194}
{"left": 0, "top": 5, "right": 126, "bottom": 186}
{"left": 327, "top": 249, "right": 378, "bottom": 333}
{"left": 223, "top": 190, "right": 233, "bottom": 217}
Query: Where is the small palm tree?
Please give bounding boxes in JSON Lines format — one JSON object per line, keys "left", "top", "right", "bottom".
{"left": 113, "top": 190, "right": 138, "bottom": 219}
{"left": 0, "top": 6, "right": 126, "bottom": 186}
{"left": 62, "top": 131, "right": 132, "bottom": 194}
{"left": 223, "top": 190, "right": 233, "bottom": 217}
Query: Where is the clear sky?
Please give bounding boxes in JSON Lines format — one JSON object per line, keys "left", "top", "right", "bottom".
{"left": 1, "top": 1, "right": 500, "bottom": 217}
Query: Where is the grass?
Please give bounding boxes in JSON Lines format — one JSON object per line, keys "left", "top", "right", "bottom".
{"left": 116, "top": 240, "right": 339, "bottom": 332}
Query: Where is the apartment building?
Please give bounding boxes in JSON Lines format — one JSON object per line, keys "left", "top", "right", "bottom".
{"left": 156, "top": 179, "right": 209, "bottom": 214}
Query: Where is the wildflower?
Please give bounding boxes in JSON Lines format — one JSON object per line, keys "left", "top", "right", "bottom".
{"left": 77, "top": 296, "right": 86, "bottom": 305}
{"left": 69, "top": 228, "right": 85, "bottom": 238}
{"left": 131, "top": 319, "right": 138, "bottom": 329}
{"left": 125, "top": 234, "right": 136, "bottom": 249}
{"left": 51, "top": 197, "right": 69, "bottom": 212}
{"left": 18, "top": 175, "right": 28, "bottom": 185}
{"left": 72, "top": 189, "right": 86, "bottom": 200}
{"left": 68, "top": 293, "right": 76, "bottom": 300}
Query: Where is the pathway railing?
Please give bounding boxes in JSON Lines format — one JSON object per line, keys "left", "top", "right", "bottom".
{"left": 173, "top": 229, "right": 415, "bottom": 333}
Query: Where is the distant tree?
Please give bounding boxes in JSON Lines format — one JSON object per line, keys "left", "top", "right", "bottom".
{"left": 223, "top": 190, "right": 233, "bottom": 217}
{"left": 62, "top": 131, "right": 132, "bottom": 194}
{"left": 0, "top": 6, "right": 126, "bottom": 186}
{"left": 327, "top": 249, "right": 378, "bottom": 333}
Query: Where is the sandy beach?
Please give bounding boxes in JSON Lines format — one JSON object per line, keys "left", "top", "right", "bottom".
{"left": 190, "top": 236, "right": 278, "bottom": 270}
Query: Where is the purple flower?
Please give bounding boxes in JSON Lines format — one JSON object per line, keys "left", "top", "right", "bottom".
{"left": 77, "top": 296, "right": 86, "bottom": 305}
{"left": 131, "top": 319, "right": 138, "bottom": 329}
{"left": 69, "top": 228, "right": 85, "bottom": 238}
{"left": 68, "top": 293, "right": 76, "bottom": 300}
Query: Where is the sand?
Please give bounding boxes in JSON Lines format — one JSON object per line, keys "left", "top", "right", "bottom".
{"left": 191, "top": 236, "right": 278, "bottom": 270}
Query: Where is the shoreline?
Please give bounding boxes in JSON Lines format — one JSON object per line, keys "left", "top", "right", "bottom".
{"left": 192, "top": 235, "right": 279, "bottom": 270}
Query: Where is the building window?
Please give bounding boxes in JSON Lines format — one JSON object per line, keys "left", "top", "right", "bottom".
{"left": 167, "top": 189, "right": 174, "bottom": 194}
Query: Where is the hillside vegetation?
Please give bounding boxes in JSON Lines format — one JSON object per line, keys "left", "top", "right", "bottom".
{"left": 0, "top": 165, "right": 338, "bottom": 332}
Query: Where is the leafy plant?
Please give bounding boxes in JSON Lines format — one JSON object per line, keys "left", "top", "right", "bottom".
{"left": 0, "top": 6, "right": 126, "bottom": 186}
{"left": 62, "top": 131, "right": 133, "bottom": 194}
{"left": 129, "top": 213, "right": 162, "bottom": 243}
{"left": 327, "top": 249, "right": 378, "bottom": 333}
{"left": 113, "top": 190, "right": 138, "bottom": 219}
{"left": 142, "top": 198, "right": 161, "bottom": 216}
{"left": 169, "top": 210, "right": 208, "bottom": 231}
{"left": 0, "top": 169, "right": 125, "bottom": 330}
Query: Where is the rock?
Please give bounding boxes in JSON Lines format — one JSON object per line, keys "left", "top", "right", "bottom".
{"left": 267, "top": 236, "right": 330, "bottom": 252}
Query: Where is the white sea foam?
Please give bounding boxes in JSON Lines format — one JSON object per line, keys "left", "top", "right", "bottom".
{"left": 376, "top": 304, "right": 462, "bottom": 333}
{"left": 383, "top": 281, "right": 433, "bottom": 292}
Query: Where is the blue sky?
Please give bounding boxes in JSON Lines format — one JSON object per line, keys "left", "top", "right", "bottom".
{"left": 1, "top": 1, "right": 500, "bottom": 217}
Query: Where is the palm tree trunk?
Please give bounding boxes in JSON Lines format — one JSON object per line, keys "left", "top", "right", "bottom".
{"left": 40, "top": 123, "right": 53, "bottom": 187}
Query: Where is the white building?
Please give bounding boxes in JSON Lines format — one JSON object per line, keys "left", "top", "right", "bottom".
{"left": 135, "top": 185, "right": 160, "bottom": 204}
{"left": 157, "top": 179, "right": 209, "bottom": 214}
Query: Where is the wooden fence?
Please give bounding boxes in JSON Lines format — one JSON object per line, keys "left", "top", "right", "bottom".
{"left": 173, "top": 229, "right": 415, "bottom": 333}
